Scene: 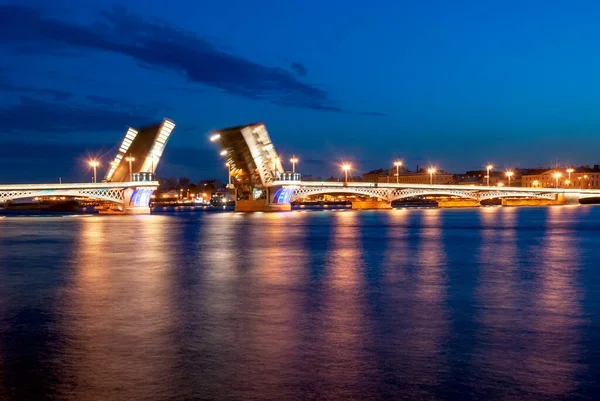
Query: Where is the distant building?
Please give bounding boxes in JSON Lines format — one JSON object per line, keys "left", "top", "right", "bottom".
{"left": 522, "top": 166, "right": 600, "bottom": 188}
{"left": 362, "top": 167, "right": 453, "bottom": 185}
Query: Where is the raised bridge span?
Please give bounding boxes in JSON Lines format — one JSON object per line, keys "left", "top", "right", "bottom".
{"left": 0, "top": 118, "right": 175, "bottom": 215}
{"left": 0, "top": 181, "right": 158, "bottom": 214}
{"left": 208, "top": 122, "right": 600, "bottom": 212}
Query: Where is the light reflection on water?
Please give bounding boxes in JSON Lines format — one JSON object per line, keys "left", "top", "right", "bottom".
{"left": 0, "top": 207, "right": 600, "bottom": 400}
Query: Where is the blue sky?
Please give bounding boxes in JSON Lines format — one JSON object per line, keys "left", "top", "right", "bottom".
{"left": 2, "top": 0, "right": 600, "bottom": 183}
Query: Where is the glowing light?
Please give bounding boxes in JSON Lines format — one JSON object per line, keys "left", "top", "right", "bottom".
{"left": 505, "top": 171, "right": 514, "bottom": 177}
{"left": 394, "top": 161, "right": 403, "bottom": 167}
{"left": 342, "top": 164, "right": 352, "bottom": 171}
{"left": 290, "top": 157, "right": 298, "bottom": 164}
{"left": 532, "top": 180, "right": 539, "bottom": 187}
{"left": 566, "top": 168, "right": 574, "bottom": 173}
{"left": 210, "top": 134, "right": 221, "bottom": 142}
{"left": 220, "top": 150, "right": 228, "bottom": 156}
{"left": 487, "top": 164, "right": 493, "bottom": 170}
{"left": 553, "top": 172, "right": 562, "bottom": 179}
{"left": 497, "top": 182, "right": 504, "bottom": 187}
{"left": 88, "top": 160, "right": 100, "bottom": 168}
{"left": 427, "top": 168, "right": 436, "bottom": 174}
{"left": 125, "top": 156, "right": 135, "bottom": 162}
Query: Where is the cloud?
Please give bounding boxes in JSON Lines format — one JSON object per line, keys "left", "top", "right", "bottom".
{"left": 290, "top": 62, "right": 308, "bottom": 77}
{"left": 0, "top": 96, "right": 157, "bottom": 137}
{"left": 0, "top": 82, "right": 72, "bottom": 101}
{"left": 0, "top": 4, "right": 384, "bottom": 116}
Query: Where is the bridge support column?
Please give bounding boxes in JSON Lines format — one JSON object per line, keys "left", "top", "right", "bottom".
{"left": 235, "top": 187, "right": 291, "bottom": 212}
{"left": 351, "top": 200, "right": 392, "bottom": 210}
{"left": 501, "top": 193, "right": 580, "bottom": 207}
{"left": 120, "top": 187, "right": 154, "bottom": 215}
{"left": 437, "top": 198, "right": 481, "bottom": 208}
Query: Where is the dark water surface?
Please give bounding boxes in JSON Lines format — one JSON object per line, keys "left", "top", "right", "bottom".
{"left": 1, "top": 207, "right": 600, "bottom": 400}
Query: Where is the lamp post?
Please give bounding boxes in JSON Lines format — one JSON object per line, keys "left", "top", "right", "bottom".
{"left": 505, "top": 171, "right": 514, "bottom": 187}
{"left": 567, "top": 168, "right": 574, "bottom": 182}
{"left": 427, "top": 168, "right": 436, "bottom": 185}
{"left": 394, "top": 161, "right": 402, "bottom": 184}
{"left": 342, "top": 164, "right": 352, "bottom": 184}
{"left": 486, "top": 164, "right": 493, "bottom": 186}
{"left": 89, "top": 160, "right": 100, "bottom": 183}
{"left": 125, "top": 155, "right": 135, "bottom": 182}
{"left": 553, "top": 172, "right": 562, "bottom": 188}
{"left": 225, "top": 162, "right": 232, "bottom": 186}
{"left": 290, "top": 156, "right": 298, "bottom": 173}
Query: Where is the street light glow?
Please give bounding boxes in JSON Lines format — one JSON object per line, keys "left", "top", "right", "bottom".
{"left": 427, "top": 168, "right": 436, "bottom": 174}
{"left": 88, "top": 160, "right": 99, "bottom": 167}
{"left": 566, "top": 168, "right": 574, "bottom": 173}
{"left": 290, "top": 157, "right": 298, "bottom": 164}
{"left": 210, "top": 134, "right": 221, "bottom": 142}
{"left": 487, "top": 164, "right": 493, "bottom": 170}
{"left": 553, "top": 172, "right": 562, "bottom": 178}
{"left": 219, "top": 150, "right": 227, "bottom": 156}
{"left": 394, "top": 161, "right": 402, "bottom": 167}
{"left": 342, "top": 164, "right": 352, "bottom": 171}
{"left": 505, "top": 171, "right": 514, "bottom": 177}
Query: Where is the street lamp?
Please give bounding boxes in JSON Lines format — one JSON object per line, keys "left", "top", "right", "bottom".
{"left": 564, "top": 179, "right": 571, "bottom": 187}
{"left": 553, "top": 172, "right": 562, "bottom": 188}
{"left": 89, "top": 160, "right": 100, "bottom": 183}
{"left": 532, "top": 180, "right": 539, "bottom": 188}
{"left": 566, "top": 168, "right": 574, "bottom": 182}
{"left": 225, "top": 162, "right": 232, "bottom": 186}
{"left": 342, "top": 164, "right": 352, "bottom": 183}
{"left": 125, "top": 155, "right": 135, "bottom": 182}
{"left": 505, "top": 171, "right": 514, "bottom": 187}
{"left": 486, "top": 164, "right": 493, "bottom": 186}
{"left": 427, "top": 168, "right": 436, "bottom": 185}
{"left": 394, "top": 160, "right": 402, "bottom": 184}
{"left": 290, "top": 156, "right": 298, "bottom": 173}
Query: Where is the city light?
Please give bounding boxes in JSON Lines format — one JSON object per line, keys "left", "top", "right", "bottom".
{"left": 219, "top": 150, "right": 227, "bottom": 156}
{"left": 89, "top": 160, "right": 100, "bottom": 183}
{"left": 497, "top": 182, "right": 504, "bottom": 187}
{"left": 486, "top": 164, "right": 493, "bottom": 186}
{"left": 210, "top": 134, "right": 221, "bottom": 142}
{"left": 505, "top": 171, "right": 514, "bottom": 187}
{"left": 393, "top": 160, "right": 402, "bottom": 184}
{"left": 532, "top": 180, "right": 540, "bottom": 187}
{"left": 553, "top": 172, "right": 562, "bottom": 188}
{"left": 125, "top": 155, "right": 135, "bottom": 182}
{"left": 290, "top": 156, "right": 299, "bottom": 173}
{"left": 427, "top": 167, "right": 436, "bottom": 185}
{"left": 567, "top": 167, "right": 574, "bottom": 182}
{"left": 342, "top": 163, "right": 352, "bottom": 183}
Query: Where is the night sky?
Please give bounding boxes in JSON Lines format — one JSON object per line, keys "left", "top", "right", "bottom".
{"left": 2, "top": 0, "right": 600, "bottom": 183}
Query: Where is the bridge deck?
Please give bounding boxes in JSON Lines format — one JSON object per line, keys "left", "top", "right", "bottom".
{"left": 0, "top": 181, "right": 159, "bottom": 191}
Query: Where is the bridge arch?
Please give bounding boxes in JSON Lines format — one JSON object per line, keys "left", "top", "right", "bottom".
{"left": 285, "top": 186, "right": 391, "bottom": 203}
{"left": 389, "top": 189, "right": 479, "bottom": 202}
{"left": 0, "top": 188, "right": 125, "bottom": 204}
{"left": 477, "top": 192, "right": 556, "bottom": 201}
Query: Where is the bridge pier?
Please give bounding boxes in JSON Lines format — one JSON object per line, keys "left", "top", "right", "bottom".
{"left": 351, "top": 200, "right": 392, "bottom": 210}
{"left": 437, "top": 198, "right": 481, "bottom": 208}
{"left": 501, "top": 192, "right": 581, "bottom": 207}
{"left": 235, "top": 199, "right": 291, "bottom": 212}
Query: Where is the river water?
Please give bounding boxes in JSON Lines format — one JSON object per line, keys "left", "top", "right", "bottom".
{"left": 1, "top": 206, "right": 600, "bottom": 400}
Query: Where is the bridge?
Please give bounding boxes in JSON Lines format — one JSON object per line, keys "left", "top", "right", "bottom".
{"left": 210, "top": 122, "right": 600, "bottom": 211}
{"left": 0, "top": 118, "right": 175, "bottom": 214}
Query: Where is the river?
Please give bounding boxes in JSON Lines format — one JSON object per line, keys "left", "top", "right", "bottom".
{"left": 1, "top": 206, "right": 600, "bottom": 400}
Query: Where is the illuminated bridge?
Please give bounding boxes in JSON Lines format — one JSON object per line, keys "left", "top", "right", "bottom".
{"left": 0, "top": 118, "right": 175, "bottom": 214}
{"left": 211, "top": 122, "right": 600, "bottom": 211}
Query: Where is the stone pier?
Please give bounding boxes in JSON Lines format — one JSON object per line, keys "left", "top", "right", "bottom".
{"left": 437, "top": 198, "right": 481, "bottom": 208}
{"left": 351, "top": 200, "right": 393, "bottom": 210}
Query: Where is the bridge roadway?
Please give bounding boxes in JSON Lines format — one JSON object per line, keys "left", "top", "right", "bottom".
{"left": 0, "top": 181, "right": 159, "bottom": 214}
